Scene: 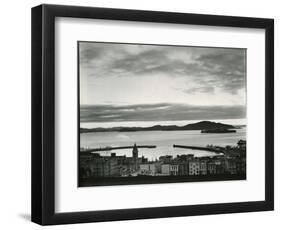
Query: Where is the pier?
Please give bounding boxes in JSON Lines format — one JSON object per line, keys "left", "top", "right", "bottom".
{"left": 173, "top": 144, "right": 223, "bottom": 153}
{"left": 81, "top": 145, "right": 156, "bottom": 153}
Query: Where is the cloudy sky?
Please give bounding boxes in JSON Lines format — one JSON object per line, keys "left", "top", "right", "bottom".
{"left": 79, "top": 42, "right": 246, "bottom": 125}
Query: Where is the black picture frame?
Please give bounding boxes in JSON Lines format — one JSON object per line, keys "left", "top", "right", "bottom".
{"left": 31, "top": 4, "right": 274, "bottom": 225}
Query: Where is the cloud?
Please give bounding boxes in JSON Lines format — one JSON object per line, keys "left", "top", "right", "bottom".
{"left": 79, "top": 42, "right": 246, "bottom": 96}
{"left": 80, "top": 103, "right": 246, "bottom": 123}
{"left": 181, "top": 86, "right": 215, "bottom": 94}
{"left": 195, "top": 50, "right": 246, "bottom": 94}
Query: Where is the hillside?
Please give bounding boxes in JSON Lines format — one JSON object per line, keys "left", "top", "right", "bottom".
{"left": 80, "top": 121, "right": 236, "bottom": 133}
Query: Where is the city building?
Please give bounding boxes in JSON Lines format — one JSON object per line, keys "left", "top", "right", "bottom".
{"left": 199, "top": 161, "right": 207, "bottom": 175}
{"left": 225, "top": 157, "right": 237, "bottom": 174}
{"left": 161, "top": 164, "right": 170, "bottom": 175}
{"left": 189, "top": 160, "right": 200, "bottom": 175}
{"left": 207, "top": 161, "right": 216, "bottom": 174}
{"left": 139, "top": 163, "right": 157, "bottom": 176}
{"left": 170, "top": 164, "right": 179, "bottom": 176}
{"left": 178, "top": 162, "right": 189, "bottom": 176}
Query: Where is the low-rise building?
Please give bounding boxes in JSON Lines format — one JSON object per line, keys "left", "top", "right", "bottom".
{"left": 139, "top": 163, "right": 157, "bottom": 176}
{"left": 161, "top": 164, "right": 171, "bottom": 175}
{"left": 189, "top": 160, "right": 200, "bottom": 175}
{"left": 200, "top": 161, "right": 207, "bottom": 175}
{"left": 170, "top": 164, "right": 179, "bottom": 176}
{"left": 225, "top": 157, "right": 237, "bottom": 174}
{"left": 207, "top": 161, "right": 216, "bottom": 174}
{"left": 178, "top": 162, "right": 189, "bottom": 176}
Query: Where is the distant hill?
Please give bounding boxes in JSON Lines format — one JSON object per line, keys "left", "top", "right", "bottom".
{"left": 80, "top": 121, "right": 236, "bottom": 133}
{"left": 182, "top": 121, "right": 234, "bottom": 130}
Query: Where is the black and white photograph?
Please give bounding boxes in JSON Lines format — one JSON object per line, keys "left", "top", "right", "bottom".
{"left": 78, "top": 41, "right": 247, "bottom": 186}
{"left": 30, "top": 3, "right": 274, "bottom": 225}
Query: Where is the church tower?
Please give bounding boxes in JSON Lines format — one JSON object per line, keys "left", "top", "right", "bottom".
{"left": 132, "top": 143, "right": 139, "bottom": 171}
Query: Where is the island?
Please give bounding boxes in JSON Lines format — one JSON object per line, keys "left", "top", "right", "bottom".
{"left": 201, "top": 128, "right": 236, "bottom": 133}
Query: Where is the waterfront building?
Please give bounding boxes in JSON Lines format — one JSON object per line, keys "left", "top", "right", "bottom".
{"left": 189, "top": 160, "right": 200, "bottom": 175}
{"left": 161, "top": 164, "right": 171, "bottom": 175}
{"left": 139, "top": 163, "right": 151, "bottom": 175}
{"left": 170, "top": 164, "right": 179, "bottom": 176}
{"left": 178, "top": 162, "right": 189, "bottom": 176}
{"left": 207, "top": 161, "right": 216, "bottom": 174}
{"left": 154, "top": 162, "right": 162, "bottom": 174}
{"left": 199, "top": 161, "right": 207, "bottom": 175}
{"left": 214, "top": 157, "right": 225, "bottom": 174}
{"left": 225, "top": 157, "right": 237, "bottom": 174}
{"left": 139, "top": 163, "right": 157, "bottom": 176}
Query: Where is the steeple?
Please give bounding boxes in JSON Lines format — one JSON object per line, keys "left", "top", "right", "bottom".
{"left": 132, "top": 143, "right": 139, "bottom": 171}
{"left": 132, "top": 143, "right": 138, "bottom": 159}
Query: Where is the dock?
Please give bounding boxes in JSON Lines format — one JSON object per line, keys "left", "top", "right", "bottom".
{"left": 81, "top": 145, "right": 157, "bottom": 153}
{"left": 173, "top": 144, "right": 223, "bottom": 153}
